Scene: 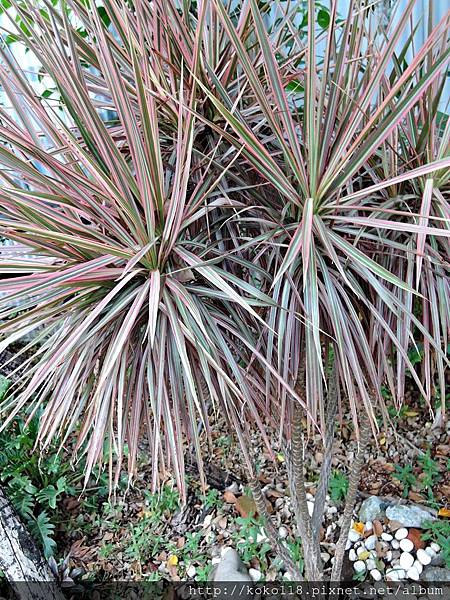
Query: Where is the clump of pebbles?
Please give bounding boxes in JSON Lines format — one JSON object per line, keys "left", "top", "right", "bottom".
{"left": 347, "top": 519, "right": 441, "bottom": 582}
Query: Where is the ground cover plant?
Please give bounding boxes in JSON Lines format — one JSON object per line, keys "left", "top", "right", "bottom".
{"left": 0, "top": 0, "right": 449, "bottom": 585}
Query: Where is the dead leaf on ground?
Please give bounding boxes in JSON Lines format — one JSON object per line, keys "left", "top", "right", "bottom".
{"left": 235, "top": 495, "right": 257, "bottom": 518}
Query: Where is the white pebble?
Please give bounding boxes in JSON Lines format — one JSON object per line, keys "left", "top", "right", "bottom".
{"left": 386, "top": 568, "right": 399, "bottom": 581}
{"left": 249, "top": 568, "right": 262, "bottom": 582}
{"left": 395, "top": 528, "right": 408, "bottom": 540}
{"left": 430, "top": 542, "right": 441, "bottom": 553}
{"left": 321, "top": 552, "right": 330, "bottom": 564}
{"left": 328, "top": 506, "right": 338, "bottom": 515}
{"left": 416, "top": 548, "right": 431, "bottom": 566}
{"left": 186, "top": 565, "right": 197, "bottom": 578}
{"left": 357, "top": 546, "right": 367, "bottom": 558}
{"left": 370, "top": 568, "right": 382, "bottom": 581}
{"left": 392, "top": 539, "right": 400, "bottom": 549}
{"left": 278, "top": 526, "right": 288, "bottom": 539}
{"left": 407, "top": 566, "right": 420, "bottom": 581}
{"left": 425, "top": 546, "right": 436, "bottom": 558}
{"left": 348, "top": 529, "right": 361, "bottom": 542}
{"left": 345, "top": 539, "right": 352, "bottom": 550}
{"left": 306, "top": 493, "right": 314, "bottom": 501}
{"left": 349, "top": 549, "right": 357, "bottom": 562}
{"left": 307, "top": 501, "right": 314, "bottom": 517}
{"left": 365, "top": 535, "right": 377, "bottom": 551}
{"left": 399, "top": 552, "right": 414, "bottom": 570}
{"left": 366, "top": 559, "right": 377, "bottom": 571}
{"left": 400, "top": 538, "right": 414, "bottom": 553}
{"left": 365, "top": 521, "right": 373, "bottom": 531}
{"left": 382, "top": 532, "right": 393, "bottom": 541}
{"left": 413, "top": 560, "right": 423, "bottom": 575}
{"left": 354, "top": 560, "right": 366, "bottom": 574}
{"left": 386, "top": 551, "right": 393, "bottom": 562}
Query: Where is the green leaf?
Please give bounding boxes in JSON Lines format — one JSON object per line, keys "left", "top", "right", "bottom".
{"left": 0, "top": 0, "right": 11, "bottom": 13}
{"left": 0, "top": 376, "right": 9, "bottom": 402}
{"left": 285, "top": 80, "right": 304, "bottom": 93}
{"left": 33, "top": 512, "right": 57, "bottom": 558}
{"left": 317, "top": 8, "right": 330, "bottom": 29}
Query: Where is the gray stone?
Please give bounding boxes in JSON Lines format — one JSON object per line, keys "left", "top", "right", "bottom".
{"left": 359, "top": 496, "right": 388, "bottom": 522}
{"left": 213, "top": 549, "right": 252, "bottom": 582}
{"left": 422, "top": 566, "right": 450, "bottom": 582}
{"left": 386, "top": 504, "right": 437, "bottom": 528}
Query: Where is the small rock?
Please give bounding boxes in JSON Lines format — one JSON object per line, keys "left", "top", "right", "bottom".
{"left": 386, "top": 505, "right": 437, "bottom": 528}
{"left": 413, "top": 560, "right": 423, "bottom": 575}
{"left": 357, "top": 547, "right": 370, "bottom": 560}
{"left": 381, "top": 532, "right": 393, "bottom": 541}
{"left": 359, "top": 496, "right": 387, "bottom": 522}
{"left": 307, "top": 501, "right": 314, "bottom": 517}
{"left": 399, "top": 552, "right": 414, "bottom": 570}
{"left": 365, "top": 535, "right": 377, "bottom": 551}
{"left": 392, "top": 540, "right": 400, "bottom": 549}
{"left": 256, "top": 532, "right": 268, "bottom": 543}
{"left": 186, "top": 565, "right": 196, "bottom": 578}
{"left": 370, "top": 568, "right": 382, "bottom": 581}
{"left": 354, "top": 560, "right": 366, "bottom": 574}
{"left": 430, "top": 542, "right": 441, "bottom": 553}
{"left": 416, "top": 548, "right": 431, "bottom": 566}
{"left": 349, "top": 549, "right": 357, "bottom": 562}
{"left": 399, "top": 539, "right": 414, "bottom": 553}
{"left": 278, "top": 526, "right": 288, "bottom": 539}
{"left": 345, "top": 539, "right": 352, "bottom": 551}
{"left": 395, "top": 528, "right": 408, "bottom": 540}
{"left": 249, "top": 568, "right": 262, "bottom": 582}
{"left": 386, "top": 550, "right": 393, "bottom": 562}
{"left": 321, "top": 552, "right": 330, "bottom": 564}
{"left": 425, "top": 546, "right": 436, "bottom": 558}
{"left": 365, "top": 521, "right": 373, "bottom": 532}
{"left": 407, "top": 566, "right": 420, "bottom": 581}
{"left": 366, "top": 559, "right": 377, "bottom": 571}
{"left": 213, "top": 549, "right": 252, "bottom": 582}
{"left": 225, "top": 482, "right": 239, "bottom": 494}
{"left": 422, "top": 566, "right": 450, "bottom": 582}
{"left": 348, "top": 529, "right": 361, "bottom": 542}
{"left": 386, "top": 568, "right": 400, "bottom": 581}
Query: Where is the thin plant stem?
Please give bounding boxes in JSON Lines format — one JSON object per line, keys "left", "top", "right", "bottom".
{"left": 311, "top": 363, "right": 338, "bottom": 538}
{"left": 331, "top": 419, "right": 372, "bottom": 580}
{"left": 248, "top": 478, "right": 303, "bottom": 580}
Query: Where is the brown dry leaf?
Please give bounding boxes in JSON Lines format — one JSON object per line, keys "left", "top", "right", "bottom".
{"left": 235, "top": 495, "right": 257, "bottom": 518}
{"left": 407, "top": 528, "right": 426, "bottom": 550}
{"left": 373, "top": 520, "right": 383, "bottom": 537}
{"left": 408, "top": 491, "right": 426, "bottom": 503}
{"left": 440, "top": 484, "right": 450, "bottom": 497}
{"left": 388, "top": 520, "right": 404, "bottom": 531}
{"left": 223, "top": 491, "right": 237, "bottom": 504}
{"left": 176, "top": 537, "right": 185, "bottom": 549}
{"left": 438, "top": 508, "right": 450, "bottom": 518}
{"left": 69, "top": 539, "right": 97, "bottom": 561}
{"left": 436, "top": 445, "right": 450, "bottom": 457}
